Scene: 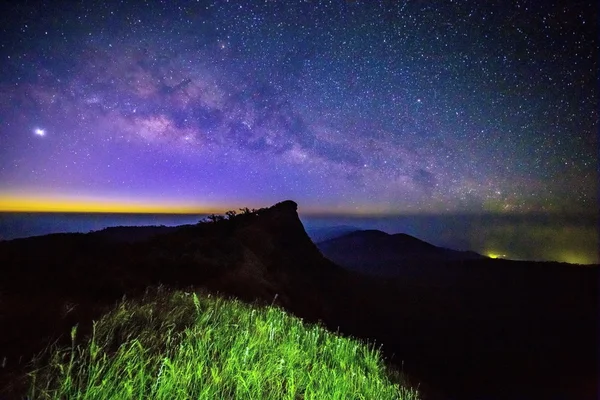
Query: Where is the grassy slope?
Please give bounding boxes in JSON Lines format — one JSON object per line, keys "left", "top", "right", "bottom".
{"left": 27, "top": 287, "right": 419, "bottom": 400}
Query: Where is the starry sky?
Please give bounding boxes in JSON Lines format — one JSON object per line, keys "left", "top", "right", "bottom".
{"left": 0, "top": 0, "right": 597, "bottom": 214}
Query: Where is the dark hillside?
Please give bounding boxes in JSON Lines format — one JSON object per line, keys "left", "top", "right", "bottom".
{"left": 0, "top": 201, "right": 597, "bottom": 400}
{"left": 318, "top": 229, "right": 598, "bottom": 399}
{"left": 89, "top": 225, "right": 185, "bottom": 242}
{"left": 0, "top": 201, "right": 349, "bottom": 398}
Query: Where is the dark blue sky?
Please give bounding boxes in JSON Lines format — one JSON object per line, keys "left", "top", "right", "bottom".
{"left": 0, "top": 0, "right": 596, "bottom": 214}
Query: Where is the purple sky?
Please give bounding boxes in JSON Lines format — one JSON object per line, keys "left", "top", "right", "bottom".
{"left": 0, "top": 0, "right": 596, "bottom": 214}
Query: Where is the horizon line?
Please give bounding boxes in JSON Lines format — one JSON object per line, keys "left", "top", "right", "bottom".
{"left": 0, "top": 195, "right": 596, "bottom": 217}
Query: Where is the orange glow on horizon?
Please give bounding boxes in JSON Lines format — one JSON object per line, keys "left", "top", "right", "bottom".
{"left": 0, "top": 193, "right": 444, "bottom": 215}
{"left": 0, "top": 194, "right": 225, "bottom": 214}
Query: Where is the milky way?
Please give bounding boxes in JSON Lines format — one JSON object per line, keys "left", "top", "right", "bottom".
{"left": 0, "top": 0, "right": 596, "bottom": 213}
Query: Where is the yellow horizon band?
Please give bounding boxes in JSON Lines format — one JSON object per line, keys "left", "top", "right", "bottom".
{"left": 0, "top": 196, "right": 222, "bottom": 214}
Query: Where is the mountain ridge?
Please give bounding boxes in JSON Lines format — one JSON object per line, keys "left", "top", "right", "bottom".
{"left": 317, "top": 228, "right": 485, "bottom": 277}
{"left": 0, "top": 200, "right": 597, "bottom": 400}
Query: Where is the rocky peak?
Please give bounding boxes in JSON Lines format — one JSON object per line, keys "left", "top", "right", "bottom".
{"left": 233, "top": 200, "right": 331, "bottom": 273}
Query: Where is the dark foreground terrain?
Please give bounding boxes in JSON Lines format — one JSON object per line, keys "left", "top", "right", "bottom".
{"left": 0, "top": 201, "right": 597, "bottom": 399}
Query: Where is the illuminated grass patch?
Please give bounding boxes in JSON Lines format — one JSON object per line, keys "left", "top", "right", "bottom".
{"left": 28, "top": 289, "right": 419, "bottom": 399}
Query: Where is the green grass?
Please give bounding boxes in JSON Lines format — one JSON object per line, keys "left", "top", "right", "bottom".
{"left": 27, "top": 287, "right": 419, "bottom": 399}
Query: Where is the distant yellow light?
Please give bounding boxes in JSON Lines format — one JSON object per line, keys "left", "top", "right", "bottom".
{"left": 487, "top": 252, "right": 506, "bottom": 259}
{"left": 558, "top": 253, "right": 591, "bottom": 265}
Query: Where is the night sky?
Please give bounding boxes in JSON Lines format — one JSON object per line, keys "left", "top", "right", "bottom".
{"left": 0, "top": 0, "right": 597, "bottom": 214}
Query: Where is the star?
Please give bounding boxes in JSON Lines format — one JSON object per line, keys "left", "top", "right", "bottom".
{"left": 0, "top": 0, "right": 594, "bottom": 218}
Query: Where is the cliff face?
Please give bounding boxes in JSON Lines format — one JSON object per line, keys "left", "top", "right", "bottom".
{"left": 234, "top": 200, "right": 329, "bottom": 272}
{"left": 206, "top": 200, "right": 344, "bottom": 322}
{"left": 0, "top": 200, "right": 346, "bottom": 398}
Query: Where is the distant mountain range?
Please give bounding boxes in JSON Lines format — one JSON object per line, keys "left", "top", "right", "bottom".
{"left": 317, "top": 229, "right": 484, "bottom": 276}
{"left": 0, "top": 201, "right": 597, "bottom": 400}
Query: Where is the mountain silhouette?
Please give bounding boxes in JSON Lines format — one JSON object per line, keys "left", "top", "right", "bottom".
{"left": 0, "top": 200, "right": 597, "bottom": 400}
{"left": 0, "top": 201, "right": 346, "bottom": 398}
{"left": 317, "top": 229, "right": 484, "bottom": 277}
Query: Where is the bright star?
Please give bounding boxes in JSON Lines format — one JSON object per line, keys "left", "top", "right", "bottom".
{"left": 34, "top": 128, "right": 45, "bottom": 136}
